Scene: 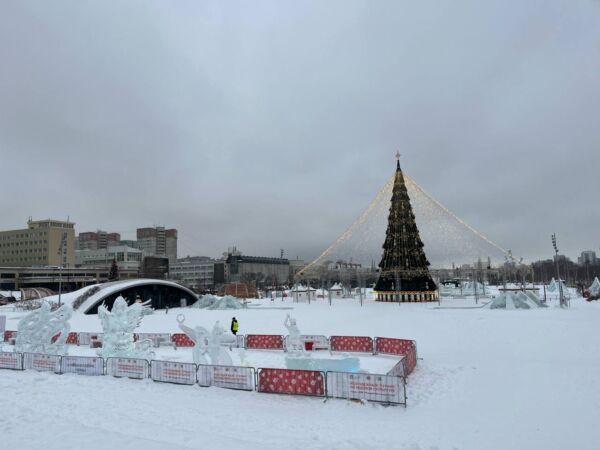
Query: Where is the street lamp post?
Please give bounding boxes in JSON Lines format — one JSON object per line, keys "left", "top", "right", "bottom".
{"left": 551, "top": 233, "right": 566, "bottom": 308}
{"left": 57, "top": 231, "right": 67, "bottom": 308}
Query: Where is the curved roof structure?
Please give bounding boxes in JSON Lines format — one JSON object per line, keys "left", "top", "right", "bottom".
{"left": 57, "top": 279, "right": 198, "bottom": 314}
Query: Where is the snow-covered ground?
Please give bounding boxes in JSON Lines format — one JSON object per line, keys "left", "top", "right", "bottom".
{"left": 2, "top": 290, "right": 600, "bottom": 450}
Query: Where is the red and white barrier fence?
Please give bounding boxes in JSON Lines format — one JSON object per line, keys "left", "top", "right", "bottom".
{"left": 375, "top": 337, "right": 417, "bottom": 376}
{"left": 386, "top": 358, "right": 406, "bottom": 378}
{"left": 77, "top": 332, "right": 103, "bottom": 346}
{"left": 330, "top": 335, "right": 374, "bottom": 353}
{"left": 61, "top": 355, "right": 104, "bottom": 376}
{"left": 326, "top": 372, "right": 406, "bottom": 405}
{"left": 0, "top": 351, "right": 22, "bottom": 370}
{"left": 197, "top": 364, "right": 255, "bottom": 391}
{"left": 150, "top": 360, "right": 196, "bottom": 385}
{"left": 245, "top": 334, "right": 284, "bottom": 350}
{"left": 107, "top": 357, "right": 149, "bottom": 379}
{"left": 257, "top": 368, "right": 325, "bottom": 397}
{"left": 2, "top": 330, "right": 416, "bottom": 406}
{"left": 170, "top": 333, "right": 195, "bottom": 347}
{"left": 23, "top": 353, "right": 60, "bottom": 373}
{"left": 284, "top": 334, "right": 329, "bottom": 351}
{"left": 136, "top": 333, "right": 172, "bottom": 347}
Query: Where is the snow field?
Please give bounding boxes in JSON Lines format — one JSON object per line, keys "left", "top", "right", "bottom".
{"left": 2, "top": 293, "right": 600, "bottom": 449}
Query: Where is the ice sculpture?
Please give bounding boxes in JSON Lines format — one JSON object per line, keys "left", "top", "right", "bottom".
{"left": 284, "top": 314, "right": 305, "bottom": 355}
{"left": 588, "top": 277, "right": 600, "bottom": 296}
{"left": 176, "top": 315, "right": 234, "bottom": 365}
{"left": 15, "top": 302, "right": 73, "bottom": 355}
{"left": 97, "top": 296, "right": 153, "bottom": 360}
{"left": 283, "top": 314, "right": 360, "bottom": 372}
{"left": 208, "top": 321, "right": 233, "bottom": 366}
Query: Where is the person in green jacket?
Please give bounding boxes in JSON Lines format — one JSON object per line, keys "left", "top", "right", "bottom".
{"left": 230, "top": 317, "right": 239, "bottom": 335}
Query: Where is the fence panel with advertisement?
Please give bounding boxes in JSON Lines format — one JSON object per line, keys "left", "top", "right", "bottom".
{"left": 61, "top": 356, "right": 104, "bottom": 376}
{"left": 285, "top": 334, "right": 329, "bottom": 350}
{"left": 0, "top": 351, "right": 23, "bottom": 370}
{"left": 326, "top": 371, "right": 406, "bottom": 405}
{"left": 107, "top": 358, "right": 149, "bottom": 379}
{"left": 150, "top": 360, "right": 196, "bottom": 385}
{"left": 375, "top": 338, "right": 417, "bottom": 375}
{"left": 23, "top": 353, "right": 61, "bottom": 373}
{"left": 136, "top": 333, "right": 172, "bottom": 347}
{"left": 245, "top": 334, "right": 284, "bottom": 350}
{"left": 170, "top": 333, "right": 195, "bottom": 347}
{"left": 197, "top": 364, "right": 254, "bottom": 391}
{"left": 257, "top": 368, "right": 325, "bottom": 397}
{"left": 77, "top": 332, "right": 103, "bottom": 346}
{"left": 329, "top": 336, "right": 374, "bottom": 353}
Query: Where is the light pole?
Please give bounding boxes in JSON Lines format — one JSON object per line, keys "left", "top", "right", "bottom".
{"left": 551, "top": 233, "right": 566, "bottom": 307}
{"left": 57, "top": 231, "right": 67, "bottom": 307}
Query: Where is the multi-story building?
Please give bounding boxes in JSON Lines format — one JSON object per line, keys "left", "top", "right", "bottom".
{"left": 170, "top": 256, "right": 216, "bottom": 290}
{"left": 76, "top": 230, "right": 121, "bottom": 250}
{"left": 578, "top": 251, "right": 597, "bottom": 266}
{"left": 75, "top": 245, "right": 143, "bottom": 271}
{"left": 223, "top": 248, "right": 289, "bottom": 286}
{"left": 0, "top": 219, "right": 75, "bottom": 267}
{"left": 136, "top": 227, "right": 177, "bottom": 263}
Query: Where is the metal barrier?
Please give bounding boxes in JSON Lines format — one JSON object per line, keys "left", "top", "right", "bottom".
{"left": 77, "top": 332, "right": 103, "bottom": 346}
{"left": 0, "top": 351, "right": 23, "bottom": 370}
{"left": 257, "top": 368, "right": 325, "bottom": 397}
{"left": 23, "top": 352, "right": 61, "bottom": 373}
{"left": 329, "top": 335, "right": 374, "bottom": 353}
{"left": 245, "top": 334, "right": 284, "bottom": 350}
{"left": 61, "top": 355, "right": 104, "bottom": 376}
{"left": 150, "top": 360, "right": 196, "bottom": 385}
{"left": 284, "top": 334, "right": 329, "bottom": 350}
{"left": 375, "top": 338, "right": 417, "bottom": 376}
{"left": 136, "top": 333, "right": 172, "bottom": 347}
{"left": 386, "top": 358, "right": 406, "bottom": 377}
{"left": 107, "top": 357, "right": 150, "bottom": 379}
{"left": 197, "top": 364, "right": 255, "bottom": 391}
{"left": 170, "top": 333, "right": 195, "bottom": 347}
{"left": 326, "top": 371, "right": 406, "bottom": 406}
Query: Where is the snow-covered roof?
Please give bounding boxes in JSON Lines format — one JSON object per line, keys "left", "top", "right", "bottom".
{"left": 330, "top": 283, "right": 343, "bottom": 291}
{"left": 53, "top": 279, "right": 198, "bottom": 314}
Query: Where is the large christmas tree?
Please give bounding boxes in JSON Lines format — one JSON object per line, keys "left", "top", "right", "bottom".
{"left": 374, "top": 154, "right": 438, "bottom": 302}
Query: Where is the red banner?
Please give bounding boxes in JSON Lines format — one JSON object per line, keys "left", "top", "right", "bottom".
{"left": 171, "top": 333, "right": 195, "bottom": 347}
{"left": 245, "top": 334, "right": 284, "bottom": 350}
{"left": 4, "top": 330, "right": 16, "bottom": 342}
{"left": 375, "top": 338, "right": 417, "bottom": 376}
{"left": 50, "top": 331, "right": 79, "bottom": 344}
{"left": 329, "top": 336, "right": 373, "bottom": 353}
{"left": 258, "top": 368, "right": 325, "bottom": 397}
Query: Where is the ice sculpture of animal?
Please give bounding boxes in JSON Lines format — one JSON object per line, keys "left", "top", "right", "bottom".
{"left": 15, "top": 302, "right": 73, "bottom": 355}
{"left": 97, "top": 296, "right": 153, "bottom": 359}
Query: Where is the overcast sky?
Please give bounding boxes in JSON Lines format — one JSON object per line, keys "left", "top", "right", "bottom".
{"left": 1, "top": 1, "right": 599, "bottom": 263}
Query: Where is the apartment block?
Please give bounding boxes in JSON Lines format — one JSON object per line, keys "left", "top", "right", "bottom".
{"left": 0, "top": 219, "right": 75, "bottom": 267}
{"left": 137, "top": 226, "right": 177, "bottom": 263}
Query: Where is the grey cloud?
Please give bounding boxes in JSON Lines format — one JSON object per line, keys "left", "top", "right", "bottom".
{"left": 1, "top": 0, "right": 599, "bottom": 264}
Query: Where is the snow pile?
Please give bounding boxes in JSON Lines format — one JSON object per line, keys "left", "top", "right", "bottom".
{"left": 192, "top": 295, "right": 246, "bottom": 310}
{"left": 488, "top": 291, "right": 547, "bottom": 309}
